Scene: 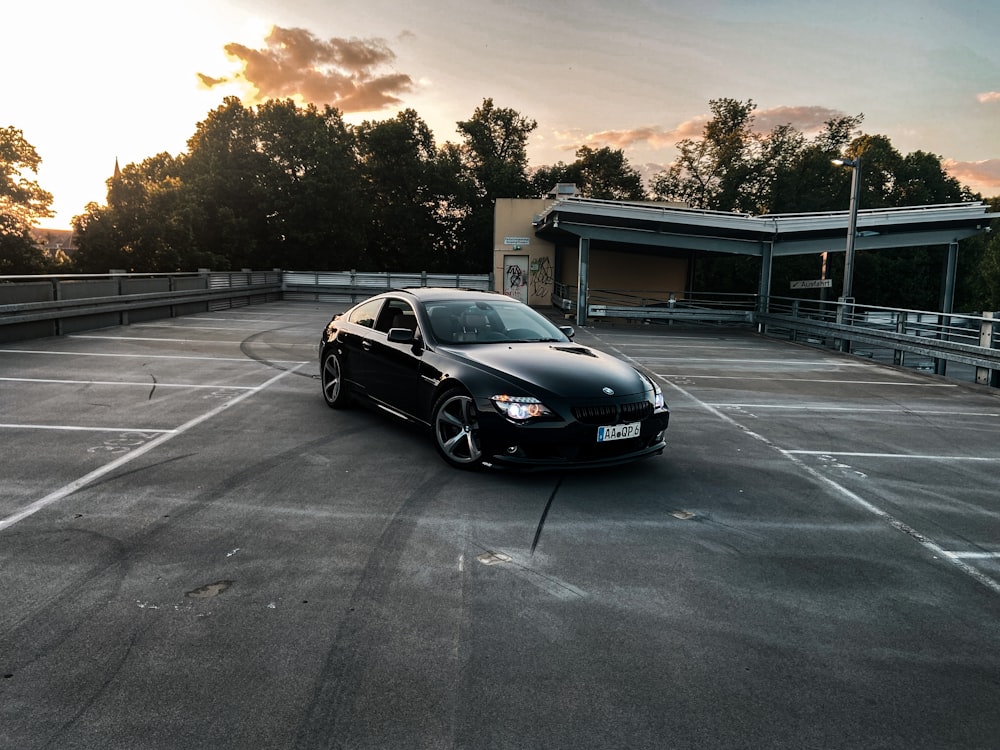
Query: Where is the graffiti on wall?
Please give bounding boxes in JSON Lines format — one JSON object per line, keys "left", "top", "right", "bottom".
{"left": 503, "top": 255, "right": 528, "bottom": 303}
{"left": 506, "top": 262, "right": 524, "bottom": 293}
{"left": 530, "top": 256, "right": 553, "bottom": 299}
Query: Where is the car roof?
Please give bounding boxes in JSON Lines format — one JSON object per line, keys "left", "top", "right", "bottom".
{"left": 389, "top": 287, "right": 509, "bottom": 303}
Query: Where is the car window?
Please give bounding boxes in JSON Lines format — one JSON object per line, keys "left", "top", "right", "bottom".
{"left": 347, "top": 299, "right": 383, "bottom": 328}
{"left": 375, "top": 298, "right": 419, "bottom": 334}
{"left": 427, "top": 299, "right": 567, "bottom": 344}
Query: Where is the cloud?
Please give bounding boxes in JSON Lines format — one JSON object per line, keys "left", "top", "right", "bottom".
{"left": 197, "top": 73, "right": 227, "bottom": 89}
{"left": 977, "top": 91, "right": 1000, "bottom": 103}
{"left": 561, "top": 105, "right": 848, "bottom": 155}
{"left": 752, "top": 105, "right": 847, "bottom": 134}
{"left": 201, "top": 26, "right": 413, "bottom": 112}
{"left": 943, "top": 158, "right": 1000, "bottom": 191}
{"left": 554, "top": 117, "right": 708, "bottom": 154}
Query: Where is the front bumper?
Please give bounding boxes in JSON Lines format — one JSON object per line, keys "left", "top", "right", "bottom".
{"left": 475, "top": 409, "right": 670, "bottom": 471}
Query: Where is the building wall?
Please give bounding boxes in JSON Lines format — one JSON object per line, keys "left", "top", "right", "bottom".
{"left": 493, "top": 198, "right": 558, "bottom": 306}
{"left": 494, "top": 198, "right": 690, "bottom": 306}
{"left": 559, "top": 247, "right": 688, "bottom": 296}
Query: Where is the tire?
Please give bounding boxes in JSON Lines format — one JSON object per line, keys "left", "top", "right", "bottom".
{"left": 431, "top": 388, "right": 483, "bottom": 469}
{"left": 321, "top": 350, "right": 352, "bottom": 409}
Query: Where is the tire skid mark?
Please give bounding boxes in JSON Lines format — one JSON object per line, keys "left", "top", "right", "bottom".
{"left": 292, "top": 470, "right": 455, "bottom": 749}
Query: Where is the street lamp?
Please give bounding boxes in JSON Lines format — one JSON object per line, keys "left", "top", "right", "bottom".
{"left": 831, "top": 155, "right": 861, "bottom": 301}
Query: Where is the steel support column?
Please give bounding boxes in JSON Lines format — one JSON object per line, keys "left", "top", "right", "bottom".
{"left": 756, "top": 242, "right": 773, "bottom": 332}
{"left": 935, "top": 241, "right": 959, "bottom": 376}
{"left": 576, "top": 236, "right": 590, "bottom": 327}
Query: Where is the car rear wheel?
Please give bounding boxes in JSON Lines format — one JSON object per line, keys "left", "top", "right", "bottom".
{"left": 321, "top": 351, "right": 351, "bottom": 409}
{"left": 432, "top": 388, "right": 483, "bottom": 469}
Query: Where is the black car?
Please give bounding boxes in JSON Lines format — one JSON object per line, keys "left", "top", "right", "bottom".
{"left": 319, "top": 288, "right": 669, "bottom": 470}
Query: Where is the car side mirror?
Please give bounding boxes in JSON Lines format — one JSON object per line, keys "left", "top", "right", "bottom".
{"left": 559, "top": 325, "right": 575, "bottom": 340}
{"left": 387, "top": 327, "right": 415, "bottom": 344}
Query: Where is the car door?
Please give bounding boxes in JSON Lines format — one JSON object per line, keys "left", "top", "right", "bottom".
{"left": 336, "top": 297, "right": 384, "bottom": 397}
{"left": 364, "top": 298, "right": 423, "bottom": 417}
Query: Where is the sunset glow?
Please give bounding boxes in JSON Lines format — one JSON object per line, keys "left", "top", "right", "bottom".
{"left": 6, "top": 0, "right": 999, "bottom": 229}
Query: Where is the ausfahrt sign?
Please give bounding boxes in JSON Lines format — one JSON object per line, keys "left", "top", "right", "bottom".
{"left": 790, "top": 279, "right": 833, "bottom": 289}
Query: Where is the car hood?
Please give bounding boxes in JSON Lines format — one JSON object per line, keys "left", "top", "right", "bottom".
{"left": 441, "top": 342, "right": 651, "bottom": 400}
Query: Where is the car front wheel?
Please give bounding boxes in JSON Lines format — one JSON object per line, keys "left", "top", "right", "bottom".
{"left": 321, "top": 350, "right": 351, "bottom": 409}
{"left": 432, "top": 388, "right": 483, "bottom": 469}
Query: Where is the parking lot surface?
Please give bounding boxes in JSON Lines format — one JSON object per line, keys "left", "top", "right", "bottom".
{"left": 2, "top": 301, "right": 999, "bottom": 749}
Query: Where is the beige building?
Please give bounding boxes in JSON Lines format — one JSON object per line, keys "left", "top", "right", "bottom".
{"left": 492, "top": 185, "right": 689, "bottom": 307}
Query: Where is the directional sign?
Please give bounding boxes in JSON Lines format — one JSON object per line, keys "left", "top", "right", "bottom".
{"left": 791, "top": 279, "right": 833, "bottom": 289}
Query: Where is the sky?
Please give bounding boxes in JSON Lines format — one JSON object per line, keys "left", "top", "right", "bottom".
{"left": 5, "top": 0, "right": 999, "bottom": 230}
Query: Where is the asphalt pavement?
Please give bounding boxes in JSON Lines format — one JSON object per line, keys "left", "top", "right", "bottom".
{"left": 2, "top": 301, "right": 999, "bottom": 749}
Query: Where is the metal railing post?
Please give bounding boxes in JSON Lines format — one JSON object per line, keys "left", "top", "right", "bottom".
{"left": 976, "top": 312, "right": 998, "bottom": 387}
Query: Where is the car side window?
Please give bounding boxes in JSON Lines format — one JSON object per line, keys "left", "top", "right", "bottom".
{"left": 375, "top": 299, "right": 419, "bottom": 335}
{"left": 348, "top": 299, "right": 382, "bottom": 328}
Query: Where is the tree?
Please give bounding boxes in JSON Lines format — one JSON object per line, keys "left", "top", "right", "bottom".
{"left": 650, "top": 98, "right": 757, "bottom": 211}
{"left": 454, "top": 99, "right": 537, "bottom": 268}
{"left": 532, "top": 146, "right": 646, "bottom": 201}
{"left": 248, "top": 99, "right": 366, "bottom": 270}
{"left": 72, "top": 153, "right": 225, "bottom": 273}
{"left": 74, "top": 98, "right": 370, "bottom": 272}
{"left": 529, "top": 161, "right": 584, "bottom": 197}
{"left": 971, "top": 196, "right": 1000, "bottom": 310}
{"left": 649, "top": 98, "right": 989, "bottom": 308}
{"left": 0, "top": 126, "right": 54, "bottom": 273}
{"left": 356, "top": 109, "right": 447, "bottom": 270}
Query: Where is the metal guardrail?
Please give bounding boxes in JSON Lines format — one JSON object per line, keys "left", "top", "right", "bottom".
{"left": 0, "top": 271, "right": 281, "bottom": 341}
{"left": 551, "top": 284, "right": 1000, "bottom": 388}
{"left": 2, "top": 272, "right": 997, "bottom": 387}
{"left": 552, "top": 283, "right": 758, "bottom": 325}
{"left": 758, "top": 297, "right": 1000, "bottom": 387}
{"left": 282, "top": 270, "right": 492, "bottom": 303}
{"left": 0, "top": 270, "right": 491, "bottom": 343}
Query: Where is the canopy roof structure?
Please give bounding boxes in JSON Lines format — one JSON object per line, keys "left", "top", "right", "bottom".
{"left": 533, "top": 198, "right": 995, "bottom": 257}
{"left": 531, "top": 197, "right": 997, "bottom": 324}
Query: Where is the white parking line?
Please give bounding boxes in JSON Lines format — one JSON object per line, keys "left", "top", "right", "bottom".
{"left": 944, "top": 552, "right": 1000, "bottom": 559}
{"left": 660, "top": 374, "right": 955, "bottom": 386}
{"left": 595, "top": 337, "right": 1000, "bottom": 596}
{"left": 0, "top": 349, "right": 307, "bottom": 364}
{"left": 0, "top": 377, "right": 255, "bottom": 390}
{"left": 709, "top": 403, "right": 1000, "bottom": 417}
{"left": 786, "top": 451, "right": 1000, "bottom": 462}
{"left": 642, "top": 357, "right": 869, "bottom": 365}
{"left": 129, "top": 324, "right": 263, "bottom": 331}
{"left": 69, "top": 334, "right": 311, "bottom": 346}
{"left": 0, "top": 424, "right": 176, "bottom": 434}
{"left": 607, "top": 343, "right": 764, "bottom": 350}
{"left": 0, "top": 364, "right": 304, "bottom": 533}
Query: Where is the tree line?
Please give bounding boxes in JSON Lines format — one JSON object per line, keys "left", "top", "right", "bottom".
{"left": 2, "top": 97, "right": 998, "bottom": 310}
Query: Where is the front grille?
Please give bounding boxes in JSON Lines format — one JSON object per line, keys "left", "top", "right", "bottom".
{"left": 621, "top": 400, "right": 653, "bottom": 421}
{"left": 572, "top": 400, "right": 652, "bottom": 425}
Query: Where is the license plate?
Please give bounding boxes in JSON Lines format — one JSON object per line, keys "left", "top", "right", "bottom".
{"left": 597, "top": 422, "right": 641, "bottom": 442}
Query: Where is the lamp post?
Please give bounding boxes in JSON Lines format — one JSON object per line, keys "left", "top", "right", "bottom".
{"left": 831, "top": 155, "right": 861, "bottom": 352}
{"left": 831, "top": 155, "right": 861, "bottom": 301}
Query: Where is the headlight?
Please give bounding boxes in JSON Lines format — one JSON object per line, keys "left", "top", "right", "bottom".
{"left": 638, "top": 370, "right": 665, "bottom": 410}
{"left": 652, "top": 381, "right": 665, "bottom": 410}
{"left": 492, "top": 394, "right": 553, "bottom": 422}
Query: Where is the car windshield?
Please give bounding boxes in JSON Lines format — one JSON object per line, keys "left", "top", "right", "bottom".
{"left": 426, "top": 299, "right": 568, "bottom": 344}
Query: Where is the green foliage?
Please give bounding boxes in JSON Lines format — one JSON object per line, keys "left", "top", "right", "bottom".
{"left": 449, "top": 98, "right": 538, "bottom": 270}
{"left": 68, "top": 96, "right": 540, "bottom": 274}
{"left": 531, "top": 146, "right": 646, "bottom": 201}
{"left": 650, "top": 100, "right": 992, "bottom": 309}
{"left": 356, "top": 109, "right": 442, "bottom": 270}
{"left": 965, "top": 196, "right": 1000, "bottom": 311}
{"left": 650, "top": 98, "right": 758, "bottom": 211}
{"left": 0, "top": 126, "right": 55, "bottom": 273}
